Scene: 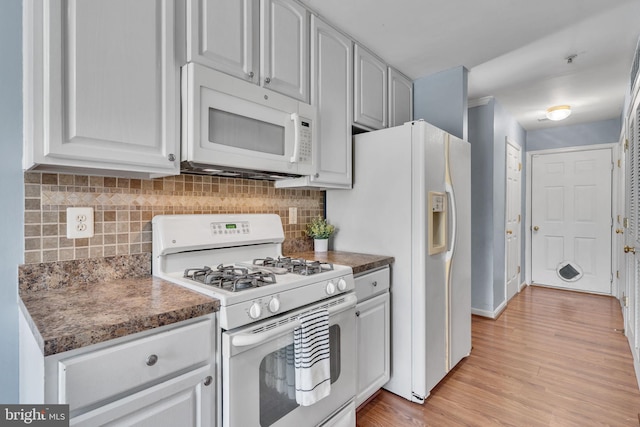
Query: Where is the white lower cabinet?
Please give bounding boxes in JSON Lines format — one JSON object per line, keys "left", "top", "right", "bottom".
{"left": 354, "top": 267, "right": 390, "bottom": 407}
{"left": 22, "top": 315, "right": 217, "bottom": 426}
{"left": 70, "top": 365, "right": 213, "bottom": 427}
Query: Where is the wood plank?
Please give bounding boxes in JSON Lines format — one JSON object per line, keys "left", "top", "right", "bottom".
{"left": 356, "top": 285, "right": 640, "bottom": 426}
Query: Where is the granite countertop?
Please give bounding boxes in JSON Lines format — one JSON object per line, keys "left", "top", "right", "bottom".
{"left": 20, "top": 275, "right": 219, "bottom": 357}
{"left": 285, "top": 250, "right": 394, "bottom": 275}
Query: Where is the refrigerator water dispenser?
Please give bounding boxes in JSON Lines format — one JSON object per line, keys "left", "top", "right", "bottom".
{"left": 428, "top": 191, "right": 447, "bottom": 255}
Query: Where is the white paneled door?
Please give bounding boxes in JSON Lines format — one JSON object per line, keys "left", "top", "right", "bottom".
{"left": 505, "top": 140, "right": 522, "bottom": 301}
{"left": 531, "top": 149, "right": 613, "bottom": 294}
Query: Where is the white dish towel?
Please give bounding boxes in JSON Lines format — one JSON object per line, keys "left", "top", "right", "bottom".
{"left": 293, "top": 308, "right": 331, "bottom": 406}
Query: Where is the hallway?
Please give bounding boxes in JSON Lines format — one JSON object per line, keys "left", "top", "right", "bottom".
{"left": 356, "top": 286, "right": 640, "bottom": 426}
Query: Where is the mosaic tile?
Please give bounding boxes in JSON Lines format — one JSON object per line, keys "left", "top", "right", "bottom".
{"left": 24, "top": 172, "right": 322, "bottom": 263}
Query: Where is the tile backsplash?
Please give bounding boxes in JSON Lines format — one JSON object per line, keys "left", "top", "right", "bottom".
{"left": 23, "top": 172, "right": 324, "bottom": 264}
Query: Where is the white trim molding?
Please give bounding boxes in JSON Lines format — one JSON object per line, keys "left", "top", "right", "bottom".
{"left": 468, "top": 96, "right": 493, "bottom": 109}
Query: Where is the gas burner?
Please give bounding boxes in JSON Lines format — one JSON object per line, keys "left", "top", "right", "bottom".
{"left": 253, "top": 257, "right": 333, "bottom": 276}
{"left": 184, "top": 264, "right": 276, "bottom": 292}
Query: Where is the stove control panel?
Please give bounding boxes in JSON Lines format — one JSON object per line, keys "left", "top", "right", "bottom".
{"left": 211, "top": 221, "right": 250, "bottom": 235}
{"left": 229, "top": 273, "right": 355, "bottom": 328}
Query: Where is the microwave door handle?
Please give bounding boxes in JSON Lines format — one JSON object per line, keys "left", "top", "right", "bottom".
{"left": 290, "top": 113, "right": 300, "bottom": 163}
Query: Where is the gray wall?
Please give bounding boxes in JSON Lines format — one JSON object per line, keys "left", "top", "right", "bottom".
{"left": 468, "top": 101, "right": 495, "bottom": 312}
{"left": 413, "top": 66, "right": 468, "bottom": 140}
{"left": 468, "top": 98, "right": 526, "bottom": 314}
{"left": 0, "top": 0, "right": 23, "bottom": 403}
{"left": 527, "top": 118, "right": 620, "bottom": 151}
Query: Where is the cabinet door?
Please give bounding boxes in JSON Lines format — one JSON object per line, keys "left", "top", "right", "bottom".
{"left": 355, "top": 292, "right": 390, "bottom": 407}
{"left": 24, "top": 0, "right": 179, "bottom": 177}
{"left": 70, "top": 366, "right": 214, "bottom": 427}
{"left": 186, "top": 0, "right": 259, "bottom": 84}
{"left": 354, "top": 44, "right": 387, "bottom": 130}
{"left": 388, "top": 67, "right": 413, "bottom": 127}
{"left": 261, "top": 0, "right": 309, "bottom": 102}
{"left": 310, "top": 16, "right": 352, "bottom": 187}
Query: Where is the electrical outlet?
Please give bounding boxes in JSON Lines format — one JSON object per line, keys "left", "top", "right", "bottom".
{"left": 289, "top": 207, "right": 298, "bottom": 224}
{"left": 67, "top": 207, "right": 94, "bottom": 239}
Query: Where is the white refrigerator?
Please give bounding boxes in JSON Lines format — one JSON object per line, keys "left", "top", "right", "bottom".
{"left": 326, "top": 119, "right": 471, "bottom": 403}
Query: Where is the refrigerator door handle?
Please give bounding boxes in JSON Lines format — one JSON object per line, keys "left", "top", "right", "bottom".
{"left": 445, "top": 183, "right": 456, "bottom": 261}
{"left": 444, "top": 133, "right": 456, "bottom": 262}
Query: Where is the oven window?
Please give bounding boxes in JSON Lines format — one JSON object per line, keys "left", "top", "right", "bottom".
{"left": 259, "top": 325, "right": 341, "bottom": 426}
{"left": 208, "top": 108, "right": 285, "bottom": 155}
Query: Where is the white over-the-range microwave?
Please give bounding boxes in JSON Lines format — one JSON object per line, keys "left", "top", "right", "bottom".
{"left": 181, "top": 62, "right": 317, "bottom": 179}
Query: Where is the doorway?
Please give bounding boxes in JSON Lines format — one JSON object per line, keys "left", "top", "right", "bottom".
{"left": 505, "top": 139, "right": 522, "bottom": 301}
{"left": 529, "top": 147, "right": 613, "bottom": 294}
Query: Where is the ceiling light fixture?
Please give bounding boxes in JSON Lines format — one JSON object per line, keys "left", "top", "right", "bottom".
{"left": 546, "top": 105, "right": 571, "bottom": 121}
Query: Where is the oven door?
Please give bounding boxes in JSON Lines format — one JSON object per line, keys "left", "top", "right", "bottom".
{"left": 222, "top": 293, "right": 356, "bottom": 427}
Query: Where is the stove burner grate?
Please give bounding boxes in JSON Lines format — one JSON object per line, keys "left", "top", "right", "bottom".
{"left": 184, "top": 264, "right": 276, "bottom": 292}
{"left": 252, "top": 256, "right": 333, "bottom": 276}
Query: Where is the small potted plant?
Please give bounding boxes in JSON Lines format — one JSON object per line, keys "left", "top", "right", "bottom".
{"left": 306, "top": 215, "right": 336, "bottom": 252}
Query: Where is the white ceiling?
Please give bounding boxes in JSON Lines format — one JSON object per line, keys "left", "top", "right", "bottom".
{"left": 299, "top": 0, "right": 640, "bottom": 131}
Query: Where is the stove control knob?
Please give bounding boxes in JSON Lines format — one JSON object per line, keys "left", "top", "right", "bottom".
{"left": 326, "top": 281, "right": 336, "bottom": 295}
{"left": 248, "top": 302, "right": 262, "bottom": 319}
{"left": 268, "top": 297, "right": 281, "bottom": 313}
{"left": 337, "top": 278, "right": 347, "bottom": 292}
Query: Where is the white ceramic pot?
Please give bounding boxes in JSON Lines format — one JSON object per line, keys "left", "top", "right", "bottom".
{"left": 314, "top": 238, "right": 329, "bottom": 252}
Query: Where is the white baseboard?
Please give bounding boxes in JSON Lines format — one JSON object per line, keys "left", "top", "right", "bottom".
{"left": 471, "top": 283, "right": 528, "bottom": 319}
{"left": 627, "top": 329, "right": 640, "bottom": 390}
{"left": 471, "top": 299, "right": 507, "bottom": 319}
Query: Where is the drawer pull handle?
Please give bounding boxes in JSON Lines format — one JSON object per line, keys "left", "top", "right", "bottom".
{"left": 146, "top": 354, "right": 158, "bottom": 366}
{"left": 204, "top": 376, "right": 213, "bottom": 386}
{"left": 372, "top": 281, "right": 378, "bottom": 287}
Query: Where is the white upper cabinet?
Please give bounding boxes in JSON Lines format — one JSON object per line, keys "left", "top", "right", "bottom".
{"left": 354, "top": 44, "right": 388, "bottom": 130}
{"left": 23, "top": 0, "right": 180, "bottom": 177}
{"left": 276, "top": 15, "right": 352, "bottom": 189}
{"left": 185, "top": 0, "right": 259, "bottom": 83}
{"left": 186, "top": 0, "right": 309, "bottom": 102}
{"left": 388, "top": 67, "right": 413, "bottom": 127}
{"left": 310, "top": 17, "right": 352, "bottom": 187}
{"left": 261, "top": 0, "right": 309, "bottom": 102}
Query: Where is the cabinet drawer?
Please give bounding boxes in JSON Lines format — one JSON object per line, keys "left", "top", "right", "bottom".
{"left": 59, "top": 319, "right": 213, "bottom": 412}
{"left": 355, "top": 267, "right": 390, "bottom": 302}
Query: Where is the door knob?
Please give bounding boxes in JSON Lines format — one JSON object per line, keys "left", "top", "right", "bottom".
{"left": 533, "top": 226, "right": 540, "bottom": 231}
{"left": 624, "top": 245, "right": 636, "bottom": 254}
{"left": 506, "top": 230, "right": 513, "bottom": 235}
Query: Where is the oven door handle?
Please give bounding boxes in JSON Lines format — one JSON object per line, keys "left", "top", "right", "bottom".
{"left": 231, "top": 294, "right": 356, "bottom": 348}
{"left": 232, "top": 320, "right": 301, "bottom": 348}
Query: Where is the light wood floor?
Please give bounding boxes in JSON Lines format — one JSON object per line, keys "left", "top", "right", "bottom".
{"left": 356, "top": 285, "right": 640, "bottom": 426}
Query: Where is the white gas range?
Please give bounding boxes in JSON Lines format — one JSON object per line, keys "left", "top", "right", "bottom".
{"left": 152, "top": 214, "right": 357, "bottom": 427}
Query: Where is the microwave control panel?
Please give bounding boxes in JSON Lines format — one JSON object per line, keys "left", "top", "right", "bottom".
{"left": 298, "top": 120, "right": 312, "bottom": 163}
